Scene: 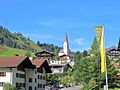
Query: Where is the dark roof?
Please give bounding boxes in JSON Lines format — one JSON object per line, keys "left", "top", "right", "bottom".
{"left": 0, "top": 56, "right": 26, "bottom": 67}
{"left": 59, "top": 54, "right": 69, "bottom": 57}
{"left": 32, "top": 59, "right": 52, "bottom": 73}
{"left": 49, "top": 63, "right": 71, "bottom": 67}
{"left": 35, "top": 51, "right": 54, "bottom": 56}
{"left": 106, "top": 46, "right": 118, "bottom": 52}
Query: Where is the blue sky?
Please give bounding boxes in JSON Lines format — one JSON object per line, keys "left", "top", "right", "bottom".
{"left": 0, "top": 0, "right": 120, "bottom": 51}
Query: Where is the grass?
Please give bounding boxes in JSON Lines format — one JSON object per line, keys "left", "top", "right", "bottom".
{"left": 18, "top": 35, "right": 42, "bottom": 52}
{"left": 0, "top": 45, "right": 35, "bottom": 56}
{"left": 109, "top": 88, "right": 120, "bottom": 90}
{"left": 0, "top": 45, "right": 7, "bottom": 53}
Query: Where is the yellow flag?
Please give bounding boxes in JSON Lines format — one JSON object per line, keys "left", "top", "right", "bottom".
{"left": 96, "top": 26, "right": 106, "bottom": 73}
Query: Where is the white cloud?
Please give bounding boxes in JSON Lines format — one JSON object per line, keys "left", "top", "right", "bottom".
{"left": 75, "top": 38, "right": 84, "bottom": 45}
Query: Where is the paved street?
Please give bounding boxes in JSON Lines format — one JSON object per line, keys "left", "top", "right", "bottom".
{"left": 60, "top": 85, "right": 83, "bottom": 90}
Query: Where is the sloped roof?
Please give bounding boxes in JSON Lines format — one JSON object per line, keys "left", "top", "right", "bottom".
{"left": 32, "top": 59, "right": 45, "bottom": 68}
{"left": 35, "top": 51, "right": 54, "bottom": 56}
{"left": 106, "top": 46, "right": 118, "bottom": 52}
{"left": 32, "top": 59, "right": 52, "bottom": 73}
{"left": 0, "top": 56, "right": 28, "bottom": 67}
{"left": 60, "top": 54, "right": 69, "bottom": 57}
{"left": 49, "top": 63, "right": 71, "bottom": 68}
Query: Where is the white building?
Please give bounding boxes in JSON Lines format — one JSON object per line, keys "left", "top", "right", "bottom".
{"left": 0, "top": 56, "right": 51, "bottom": 90}
{"left": 58, "top": 33, "right": 74, "bottom": 62}
{"left": 49, "top": 63, "right": 71, "bottom": 74}
{"left": 59, "top": 33, "right": 69, "bottom": 56}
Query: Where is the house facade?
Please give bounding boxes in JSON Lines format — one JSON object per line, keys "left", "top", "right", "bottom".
{"left": 0, "top": 56, "right": 51, "bottom": 90}
{"left": 49, "top": 63, "right": 71, "bottom": 74}
{"left": 106, "top": 38, "right": 120, "bottom": 78}
{"left": 35, "top": 51, "right": 54, "bottom": 60}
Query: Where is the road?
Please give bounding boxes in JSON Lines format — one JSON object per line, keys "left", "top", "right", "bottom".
{"left": 60, "top": 85, "right": 83, "bottom": 90}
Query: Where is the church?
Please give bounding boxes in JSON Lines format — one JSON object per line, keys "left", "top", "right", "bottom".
{"left": 58, "top": 33, "right": 73, "bottom": 61}
{"left": 59, "top": 33, "right": 69, "bottom": 56}
{"left": 49, "top": 33, "right": 73, "bottom": 74}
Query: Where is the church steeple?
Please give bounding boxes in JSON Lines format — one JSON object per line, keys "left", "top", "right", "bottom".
{"left": 63, "top": 33, "right": 69, "bottom": 55}
{"left": 118, "top": 38, "right": 120, "bottom": 51}
{"left": 64, "top": 33, "right": 69, "bottom": 45}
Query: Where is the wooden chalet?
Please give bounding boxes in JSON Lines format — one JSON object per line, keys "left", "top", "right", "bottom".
{"left": 35, "top": 51, "right": 54, "bottom": 60}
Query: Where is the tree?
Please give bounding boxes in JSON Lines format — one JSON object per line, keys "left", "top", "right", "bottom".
{"left": 82, "top": 50, "right": 88, "bottom": 57}
{"left": 46, "top": 74, "right": 59, "bottom": 85}
{"left": 60, "top": 69, "right": 74, "bottom": 84}
{"left": 73, "top": 55, "right": 100, "bottom": 85}
{"left": 25, "top": 50, "right": 32, "bottom": 57}
{"left": 89, "top": 37, "right": 99, "bottom": 55}
{"left": 37, "top": 41, "right": 40, "bottom": 46}
{"left": 3, "top": 83, "right": 17, "bottom": 90}
{"left": 54, "top": 49, "right": 59, "bottom": 60}
{"left": 74, "top": 51, "right": 82, "bottom": 62}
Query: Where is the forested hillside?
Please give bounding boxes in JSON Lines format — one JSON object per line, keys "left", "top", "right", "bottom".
{"left": 0, "top": 25, "right": 61, "bottom": 53}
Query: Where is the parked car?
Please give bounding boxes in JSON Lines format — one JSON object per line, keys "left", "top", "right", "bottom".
{"left": 59, "top": 84, "right": 64, "bottom": 88}
{"left": 49, "top": 87, "right": 59, "bottom": 90}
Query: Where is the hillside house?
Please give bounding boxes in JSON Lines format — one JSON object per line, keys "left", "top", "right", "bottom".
{"left": 35, "top": 51, "right": 54, "bottom": 60}
{"left": 49, "top": 63, "right": 71, "bottom": 74}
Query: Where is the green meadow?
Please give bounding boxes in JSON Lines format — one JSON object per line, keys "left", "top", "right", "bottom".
{"left": 0, "top": 45, "right": 34, "bottom": 56}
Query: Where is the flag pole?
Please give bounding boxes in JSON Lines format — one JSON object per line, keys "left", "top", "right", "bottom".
{"left": 103, "top": 26, "right": 108, "bottom": 90}
{"left": 96, "top": 26, "right": 108, "bottom": 90}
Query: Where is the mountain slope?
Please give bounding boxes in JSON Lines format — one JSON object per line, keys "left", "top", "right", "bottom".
{"left": 0, "top": 26, "right": 41, "bottom": 52}
{"left": 0, "top": 45, "right": 35, "bottom": 56}
{"left": 0, "top": 25, "right": 61, "bottom": 55}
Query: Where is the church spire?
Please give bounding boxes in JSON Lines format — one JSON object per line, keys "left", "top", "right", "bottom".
{"left": 118, "top": 38, "right": 120, "bottom": 51}
{"left": 64, "top": 33, "right": 68, "bottom": 44}
{"left": 63, "top": 33, "right": 69, "bottom": 55}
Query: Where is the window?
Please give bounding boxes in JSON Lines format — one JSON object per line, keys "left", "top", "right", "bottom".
{"left": 39, "top": 67, "right": 43, "bottom": 73}
{"left": 0, "top": 72, "right": 6, "bottom": 77}
{"left": 16, "top": 73, "right": 18, "bottom": 77}
{"left": 23, "top": 74, "right": 25, "bottom": 78}
{"left": 0, "top": 82, "right": 4, "bottom": 86}
{"left": 59, "top": 70, "right": 62, "bottom": 72}
{"left": 38, "top": 84, "right": 42, "bottom": 88}
{"left": 16, "top": 83, "right": 25, "bottom": 87}
{"left": 29, "top": 78, "right": 32, "bottom": 83}
{"left": 23, "top": 83, "right": 25, "bottom": 87}
{"left": 38, "top": 75, "right": 39, "bottom": 79}
{"left": 40, "top": 84, "right": 42, "bottom": 88}
{"left": 16, "top": 73, "right": 25, "bottom": 78}
{"left": 35, "top": 78, "right": 37, "bottom": 83}
{"left": 40, "top": 76, "right": 42, "bottom": 80}
{"left": 35, "top": 86, "right": 36, "bottom": 90}
{"left": 16, "top": 83, "right": 18, "bottom": 87}
{"left": 43, "top": 84, "right": 45, "bottom": 88}
{"left": 38, "top": 84, "right": 39, "bottom": 88}
{"left": 43, "top": 76, "right": 45, "bottom": 80}
{"left": 29, "top": 86, "right": 32, "bottom": 90}
{"left": 35, "top": 70, "right": 37, "bottom": 74}
{"left": 20, "top": 83, "right": 21, "bottom": 87}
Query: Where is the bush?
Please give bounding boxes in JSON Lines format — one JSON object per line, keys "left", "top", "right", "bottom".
{"left": 3, "top": 83, "right": 17, "bottom": 90}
